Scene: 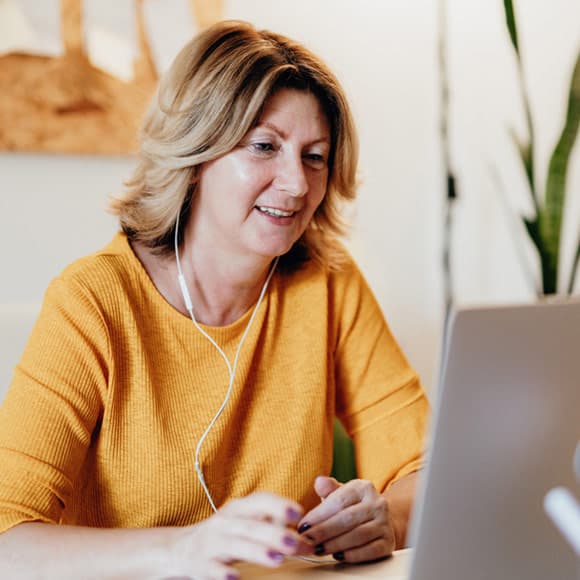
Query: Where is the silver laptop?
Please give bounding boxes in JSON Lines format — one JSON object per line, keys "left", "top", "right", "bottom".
{"left": 408, "top": 300, "right": 580, "bottom": 580}
{"left": 237, "top": 302, "right": 579, "bottom": 579}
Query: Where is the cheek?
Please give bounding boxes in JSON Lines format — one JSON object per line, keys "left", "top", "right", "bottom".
{"left": 228, "top": 157, "right": 271, "bottom": 191}
{"left": 310, "top": 178, "right": 328, "bottom": 209}
{"left": 201, "top": 156, "right": 269, "bottom": 201}
{"left": 227, "top": 156, "right": 255, "bottom": 183}
{"left": 303, "top": 190, "right": 326, "bottom": 226}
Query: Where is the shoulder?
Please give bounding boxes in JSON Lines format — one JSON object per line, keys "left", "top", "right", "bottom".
{"left": 279, "top": 242, "right": 371, "bottom": 306}
{"left": 282, "top": 242, "right": 361, "bottom": 284}
{"left": 319, "top": 243, "right": 370, "bottom": 299}
{"left": 46, "top": 232, "right": 145, "bottom": 311}
{"left": 59, "top": 231, "right": 134, "bottom": 281}
{"left": 55, "top": 232, "right": 140, "bottom": 290}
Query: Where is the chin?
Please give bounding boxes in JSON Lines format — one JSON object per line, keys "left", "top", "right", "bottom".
{"left": 250, "top": 226, "right": 306, "bottom": 259}
{"left": 255, "top": 240, "right": 296, "bottom": 260}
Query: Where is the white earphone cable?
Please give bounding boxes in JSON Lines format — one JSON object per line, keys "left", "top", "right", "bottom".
{"left": 174, "top": 211, "right": 278, "bottom": 512}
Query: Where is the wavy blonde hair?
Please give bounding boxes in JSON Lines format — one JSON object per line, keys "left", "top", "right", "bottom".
{"left": 110, "top": 20, "right": 359, "bottom": 270}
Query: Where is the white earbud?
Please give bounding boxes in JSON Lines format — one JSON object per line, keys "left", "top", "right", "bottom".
{"left": 544, "top": 486, "right": 580, "bottom": 556}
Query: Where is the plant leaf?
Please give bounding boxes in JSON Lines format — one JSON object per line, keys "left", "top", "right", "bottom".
{"left": 507, "top": 124, "right": 537, "bottom": 211}
{"left": 524, "top": 214, "right": 557, "bottom": 294}
{"left": 507, "top": 125, "right": 528, "bottom": 161}
{"left": 568, "top": 236, "right": 580, "bottom": 294}
{"left": 503, "top": 0, "right": 519, "bottom": 55}
{"left": 490, "top": 161, "right": 542, "bottom": 294}
{"left": 523, "top": 215, "right": 542, "bottom": 251}
{"left": 542, "top": 51, "right": 580, "bottom": 293}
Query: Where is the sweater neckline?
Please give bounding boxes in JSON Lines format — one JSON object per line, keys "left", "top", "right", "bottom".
{"left": 110, "top": 232, "right": 275, "bottom": 336}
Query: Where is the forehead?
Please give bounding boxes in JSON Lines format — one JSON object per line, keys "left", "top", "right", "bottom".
{"left": 256, "top": 89, "right": 330, "bottom": 138}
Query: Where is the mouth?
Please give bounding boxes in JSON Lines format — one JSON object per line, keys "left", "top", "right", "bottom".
{"left": 255, "top": 205, "right": 298, "bottom": 218}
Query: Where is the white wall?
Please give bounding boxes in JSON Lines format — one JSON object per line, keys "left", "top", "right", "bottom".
{"left": 1, "top": 0, "right": 579, "bottom": 400}
{"left": 448, "top": 0, "right": 580, "bottom": 303}
{"left": 0, "top": 154, "right": 126, "bottom": 304}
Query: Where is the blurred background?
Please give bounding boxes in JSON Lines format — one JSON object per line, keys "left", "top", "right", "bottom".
{"left": 0, "top": 0, "right": 579, "bottom": 397}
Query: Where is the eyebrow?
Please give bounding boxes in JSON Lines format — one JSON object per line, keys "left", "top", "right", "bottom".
{"left": 255, "top": 121, "right": 331, "bottom": 145}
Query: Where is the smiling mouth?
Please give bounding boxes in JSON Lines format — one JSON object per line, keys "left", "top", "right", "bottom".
{"left": 255, "top": 206, "right": 297, "bottom": 218}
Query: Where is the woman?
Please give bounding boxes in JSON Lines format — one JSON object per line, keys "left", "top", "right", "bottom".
{"left": 0, "top": 20, "right": 429, "bottom": 579}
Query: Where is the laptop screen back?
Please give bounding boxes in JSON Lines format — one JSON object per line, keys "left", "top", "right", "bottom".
{"left": 408, "top": 300, "right": 580, "bottom": 580}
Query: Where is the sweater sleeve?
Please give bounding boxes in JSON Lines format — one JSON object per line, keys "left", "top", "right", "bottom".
{"left": 0, "top": 275, "right": 109, "bottom": 533}
{"left": 331, "top": 259, "right": 429, "bottom": 493}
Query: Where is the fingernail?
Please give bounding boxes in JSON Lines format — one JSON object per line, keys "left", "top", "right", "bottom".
{"left": 298, "top": 522, "right": 311, "bottom": 534}
{"left": 286, "top": 507, "right": 301, "bottom": 522}
{"left": 314, "top": 543, "right": 325, "bottom": 556}
{"left": 226, "top": 575, "right": 239, "bottom": 580}
{"left": 333, "top": 551, "right": 345, "bottom": 562}
{"left": 283, "top": 535, "right": 298, "bottom": 547}
{"left": 267, "top": 550, "right": 285, "bottom": 563}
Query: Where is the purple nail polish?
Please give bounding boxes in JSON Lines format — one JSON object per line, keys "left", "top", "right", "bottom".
{"left": 333, "top": 551, "right": 345, "bottom": 562}
{"left": 267, "top": 550, "right": 285, "bottom": 563}
{"left": 314, "top": 543, "right": 325, "bottom": 556}
{"left": 298, "top": 522, "right": 311, "bottom": 534}
{"left": 226, "top": 575, "right": 239, "bottom": 580}
{"left": 283, "top": 535, "right": 298, "bottom": 547}
{"left": 286, "top": 507, "right": 301, "bottom": 522}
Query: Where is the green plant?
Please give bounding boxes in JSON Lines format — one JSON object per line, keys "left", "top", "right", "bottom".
{"left": 331, "top": 419, "right": 356, "bottom": 483}
{"left": 502, "top": 0, "right": 580, "bottom": 295}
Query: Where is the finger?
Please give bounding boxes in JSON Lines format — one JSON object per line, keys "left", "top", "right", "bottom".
{"left": 299, "top": 479, "right": 371, "bottom": 530}
{"left": 214, "top": 536, "right": 290, "bottom": 569}
{"left": 221, "top": 492, "right": 303, "bottom": 526}
{"left": 312, "top": 519, "right": 392, "bottom": 557}
{"left": 335, "top": 535, "right": 395, "bottom": 564}
{"left": 217, "top": 515, "right": 311, "bottom": 556}
{"left": 204, "top": 561, "right": 241, "bottom": 580}
{"left": 301, "top": 501, "right": 376, "bottom": 544}
{"left": 313, "top": 475, "right": 341, "bottom": 500}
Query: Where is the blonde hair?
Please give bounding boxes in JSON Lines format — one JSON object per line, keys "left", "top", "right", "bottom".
{"left": 110, "top": 20, "right": 359, "bottom": 270}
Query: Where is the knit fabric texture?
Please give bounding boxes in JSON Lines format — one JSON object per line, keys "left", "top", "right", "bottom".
{"left": 0, "top": 233, "right": 428, "bottom": 533}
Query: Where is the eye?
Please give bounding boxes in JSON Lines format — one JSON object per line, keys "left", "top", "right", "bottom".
{"left": 250, "top": 141, "right": 277, "bottom": 156}
{"left": 304, "top": 153, "right": 327, "bottom": 169}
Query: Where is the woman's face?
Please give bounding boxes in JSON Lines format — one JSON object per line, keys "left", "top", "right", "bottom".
{"left": 189, "top": 89, "right": 331, "bottom": 262}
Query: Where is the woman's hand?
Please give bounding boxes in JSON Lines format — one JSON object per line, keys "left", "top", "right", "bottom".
{"left": 296, "top": 476, "right": 397, "bottom": 564}
{"left": 166, "top": 492, "right": 313, "bottom": 579}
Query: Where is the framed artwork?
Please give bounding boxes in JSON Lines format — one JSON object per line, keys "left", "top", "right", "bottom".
{"left": 0, "top": 0, "right": 223, "bottom": 154}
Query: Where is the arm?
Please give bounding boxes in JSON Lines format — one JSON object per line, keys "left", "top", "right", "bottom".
{"left": 383, "top": 470, "right": 420, "bottom": 549}
{"left": 297, "top": 257, "right": 428, "bottom": 562}
{"left": 0, "top": 522, "right": 171, "bottom": 580}
{"left": 0, "top": 494, "right": 313, "bottom": 579}
{"left": 0, "top": 277, "right": 310, "bottom": 577}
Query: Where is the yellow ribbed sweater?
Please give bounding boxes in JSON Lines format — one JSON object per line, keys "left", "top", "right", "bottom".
{"left": 0, "top": 233, "right": 428, "bottom": 533}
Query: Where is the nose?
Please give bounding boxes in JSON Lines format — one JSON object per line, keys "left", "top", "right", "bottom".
{"left": 275, "top": 153, "right": 308, "bottom": 197}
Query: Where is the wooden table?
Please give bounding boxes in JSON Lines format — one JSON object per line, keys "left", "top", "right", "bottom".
{"left": 237, "top": 549, "right": 411, "bottom": 578}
